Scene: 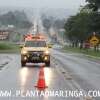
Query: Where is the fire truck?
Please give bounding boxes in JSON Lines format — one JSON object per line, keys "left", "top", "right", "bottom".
{"left": 21, "top": 34, "right": 50, "bottom": 67}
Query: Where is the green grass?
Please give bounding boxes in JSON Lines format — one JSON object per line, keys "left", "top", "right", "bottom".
{"left": 63, "top": 46, "right": 100, "bottom": 58}
{"left": 0, "top": 42, "right": 20, "bottom": 53}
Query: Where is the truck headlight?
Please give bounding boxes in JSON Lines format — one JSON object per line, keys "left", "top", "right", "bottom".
{"left": 44, "top": 50, "right": 49, "bottom": 55}
{"left": 22, "top": 50, "right": 28, "bottom": 54}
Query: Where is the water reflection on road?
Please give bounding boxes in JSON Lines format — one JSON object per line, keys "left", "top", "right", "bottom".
{"left": 18, "top": 66, "right": 34, "bottom": 94}
{"left": 18, "top": 63, "right": 53, "bottom": 96}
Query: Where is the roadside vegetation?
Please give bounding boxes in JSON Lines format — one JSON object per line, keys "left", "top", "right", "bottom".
{"left": 64, "top": 0, "right": 100, "bottom": 57}
{"left": 0, "top": 10, "right": 33, "bottom": 53}
{"left": 63, "top": 46, "right": 100, "bottom": 58}
{"left": 0, "top": 11, "right": 33, "bottom": 29}
{"left": 64, "top": 0, "right": 100, "bottom": 46}
{"left": 0, "top": 42, "right": 20, "bottom": 53}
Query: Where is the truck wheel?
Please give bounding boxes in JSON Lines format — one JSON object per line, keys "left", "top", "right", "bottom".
{"left": 45, "top": 61, "right": 50, "bottom": 67}
{"left": 21, "top": 61, "right": 26, "bottom": 67}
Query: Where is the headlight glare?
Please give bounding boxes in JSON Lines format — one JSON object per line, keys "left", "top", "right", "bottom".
{"left": 44, "top": 50, "right": 49, "bottom": 55}
{"left": 22, "top": 50, "right": 27, "bottom": 54}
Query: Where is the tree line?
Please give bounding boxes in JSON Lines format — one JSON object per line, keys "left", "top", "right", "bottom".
{"left": 0, "top": 11, "right": 33, "bottom": 29}
{"left": 64, "top": 0, "right": 100, "bottom": 47}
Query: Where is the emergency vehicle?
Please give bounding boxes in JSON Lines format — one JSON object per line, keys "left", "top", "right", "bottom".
{"left": 21, "top": 34, "right": 50, "bottom": 67}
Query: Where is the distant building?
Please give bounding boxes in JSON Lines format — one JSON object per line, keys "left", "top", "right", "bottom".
{"left": 8, "top": 25, "right": 15, "bottom": 28}
{"left": 0, "top": 29, "right": 21, "bottom": 42}
{"left": 0, "top": 30, "right": 9, "bottom": 40}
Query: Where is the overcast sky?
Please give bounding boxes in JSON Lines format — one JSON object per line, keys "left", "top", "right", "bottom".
{"left": 0, "top": 0, "right": 86, "bottom": 9}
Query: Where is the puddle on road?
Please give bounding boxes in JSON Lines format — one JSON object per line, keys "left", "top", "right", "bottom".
{"left": 0, "top": 62, "right": 9, "bottom": 66}
{"left": 0, "top": 62, "right": 9, "bottom": 70}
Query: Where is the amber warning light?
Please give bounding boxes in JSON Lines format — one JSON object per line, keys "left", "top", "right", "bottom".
{"left": 24, "top": 34, "right": 47, "bottom": 41}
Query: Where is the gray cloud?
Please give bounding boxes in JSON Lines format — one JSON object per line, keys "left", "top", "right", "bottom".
{"left": 0, "top": 0, "right": 86, "bottom": 9}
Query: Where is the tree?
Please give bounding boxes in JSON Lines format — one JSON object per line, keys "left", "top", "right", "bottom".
{"left": 64, "top": 12, "right": 91, "bottom": 46}
{"left": 0, "top": 11, "right": 33, "bottom": 29}
{"left": 64, "top": 0, "right": 100, "bottom": 48}
{"left": 53, "top": 19, "right": 65, "bottom": 29}
{"left": 89, "top": 13, "right": 100, "bottom": 33}
{"left": 41, "top": 15, "right": 54, "bottom": 33}
{"left": 42, "top": 18, "right": 52, "bottom": 32}
{"left": 86, "top": 0, "right": 100, "bottom": 11}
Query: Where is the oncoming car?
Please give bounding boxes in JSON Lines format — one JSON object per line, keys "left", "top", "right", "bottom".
{"left": 21, "top": 35, "right": 50, "bottom": 67}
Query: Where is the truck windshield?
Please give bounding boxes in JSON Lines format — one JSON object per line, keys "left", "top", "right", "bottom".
{"left": 25, "top": 41, "right": 46, "bottom": 47}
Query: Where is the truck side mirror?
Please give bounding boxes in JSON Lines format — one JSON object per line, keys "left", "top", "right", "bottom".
{"left": 47, "top": 44, "right": 52, "bottom": 48}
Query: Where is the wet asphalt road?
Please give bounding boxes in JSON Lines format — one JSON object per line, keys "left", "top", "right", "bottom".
{"left": 0, "top": 49, "right": 100, "bottom": 100}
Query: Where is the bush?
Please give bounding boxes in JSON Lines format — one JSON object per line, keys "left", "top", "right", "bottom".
{"left": 0, "top": 42, "right": 18, "bottom": 50}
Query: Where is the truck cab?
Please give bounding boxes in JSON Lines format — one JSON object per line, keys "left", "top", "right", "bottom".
{"left": 21, "top": 34, "right": 50, "bottom": 67}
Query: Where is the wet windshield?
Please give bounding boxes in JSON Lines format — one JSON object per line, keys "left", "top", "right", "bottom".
{"left": 25, "top": 41, "right": 46, "bottom": 47}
